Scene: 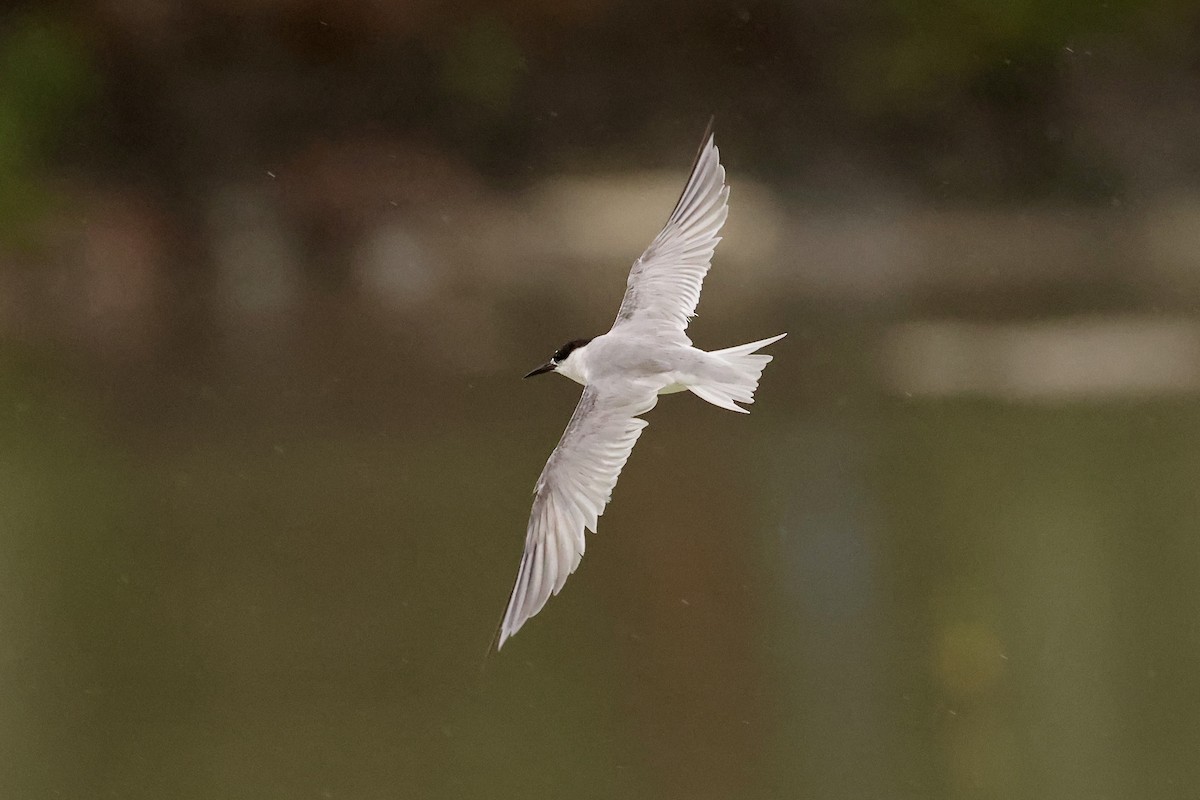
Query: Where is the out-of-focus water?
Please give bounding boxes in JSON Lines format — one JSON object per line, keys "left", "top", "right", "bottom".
{"left": 3, "top": 302, "right": 1197, "bottom": 799}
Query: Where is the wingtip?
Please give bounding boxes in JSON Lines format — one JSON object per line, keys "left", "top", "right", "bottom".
{"left": 489, "top": 614, "right": 510, "bottom": 653}
{"left": 692, "top": 115, "right": 717, "bottom": 157}
{"left": 496, "top": 614, "right": 524, "bottom": 651}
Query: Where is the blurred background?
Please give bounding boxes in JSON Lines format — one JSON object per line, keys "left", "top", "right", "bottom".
{"left": 2, "top": 0, "right": 1200, "bottom": 797}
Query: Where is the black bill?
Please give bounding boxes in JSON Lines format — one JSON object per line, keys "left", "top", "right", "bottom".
{"left": 523, "top": 361, "right": 556, "bottom": 378}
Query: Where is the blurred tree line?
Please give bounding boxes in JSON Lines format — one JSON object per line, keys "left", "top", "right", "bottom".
{"left": 1, "top": 0, "right": 1199, "bottom": 248}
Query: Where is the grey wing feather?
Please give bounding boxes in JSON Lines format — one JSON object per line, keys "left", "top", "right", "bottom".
{"left": 499, "top": 383, "right": 658, "bottom": 648}
{"left": 612, "top": 129, "right": 729, "bottom": 335}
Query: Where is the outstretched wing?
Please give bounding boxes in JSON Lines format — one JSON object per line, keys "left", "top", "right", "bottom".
{"left": 499, "top": 383, "right": 658, "bottom": 648}
{"left": 611, "top": 124, "right": 729, "bottom": 337}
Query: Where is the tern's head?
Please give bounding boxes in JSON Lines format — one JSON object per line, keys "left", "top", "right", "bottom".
{"left": 524, "top": 338, "right": 593, "bottom": 381}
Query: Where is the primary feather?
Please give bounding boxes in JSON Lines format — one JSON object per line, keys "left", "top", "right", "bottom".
{"left": 499, "top": 385, "right": 657, "bottom": 647}
{"left": 613, "top": 129, "right": 729, "bottom": 340}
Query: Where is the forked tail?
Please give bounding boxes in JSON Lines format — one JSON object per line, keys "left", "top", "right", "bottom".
{"left": 689, "top": 333, "right": 787, "bottom": 413}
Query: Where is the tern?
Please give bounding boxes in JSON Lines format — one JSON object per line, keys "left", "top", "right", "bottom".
{"left": 498, "top": 124, "right": 786, "bottom": 648}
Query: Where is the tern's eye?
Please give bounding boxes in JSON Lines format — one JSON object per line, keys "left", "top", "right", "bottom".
{"left": 552, "top": 338, "right": 590, "bottom": 362}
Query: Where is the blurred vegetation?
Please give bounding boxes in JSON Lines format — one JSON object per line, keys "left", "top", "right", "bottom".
{"left": 440, "top": 15, "right": 526, "bottom": 115}
{"left": 0, "top": 0, "right": 1196, "bottom": 242}
{"left": 849, "top": 0, "right": 1172, "bottom": 110}
{"left": 0, "top": 14, "right": 92, "bottom": 250}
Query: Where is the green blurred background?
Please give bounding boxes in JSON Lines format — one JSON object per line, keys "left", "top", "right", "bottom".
{"left": 2, "top": 1, "right": 1200, "bottom": 797}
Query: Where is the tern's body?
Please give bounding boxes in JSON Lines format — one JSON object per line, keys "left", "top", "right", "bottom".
{"left": 497, "top": 123, "right": 785, "bottom": 649}
{"left": 554, "top": 332, "right": 741, "bottom": 395}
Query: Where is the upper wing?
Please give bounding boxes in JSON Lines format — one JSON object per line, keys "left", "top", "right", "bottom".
{"left": 611, "top": 126, "right": 730, "bottom": 336}
{"left": 498, "top": 382, "right": 658, "bottom": 648}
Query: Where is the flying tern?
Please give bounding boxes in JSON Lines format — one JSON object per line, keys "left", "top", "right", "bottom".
{"left": 498, "top": 124, "right": 785, "bottom": 648}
